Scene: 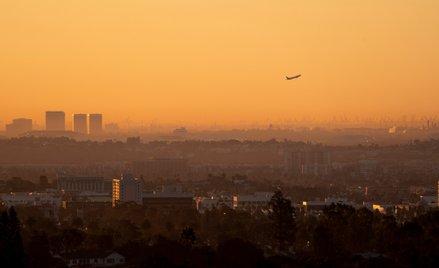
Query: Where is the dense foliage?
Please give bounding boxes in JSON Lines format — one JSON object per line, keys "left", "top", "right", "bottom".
{"left": 2, "top": 192, "right": 439, "bottom": 267}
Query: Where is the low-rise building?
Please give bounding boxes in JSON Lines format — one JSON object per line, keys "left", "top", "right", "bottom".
{"left": 0, "top": 192, "right": 61, "bottom": 208}
{"left": 419, "top": 195, "right": 438, "bottom": 208}
{"left": 143, "top": 185, "right": 194, "bottom": 209}
{"left": 196, "top": 195, "right": 233, "bottom": 212}
{"left": 58, "top": 250, "right": 124, "bottom": 268}
{"left": 301, "top": 197, "right": 359, "bottom": 215}
{"left": 58, "top": 176, "right": 111, "bottom": 194}
{"left": 233, "top": 192, "right": 274, "bottom": 213}
{"left": 63, "top": 192, "right": 112, "bottom": 210}
{"left": 0, "top": 191, "right": 61, "bottom": 218}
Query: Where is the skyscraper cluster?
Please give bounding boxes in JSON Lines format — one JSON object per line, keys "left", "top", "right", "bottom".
{"left": 4, "top": 111, "right": 105, "bottom": 136}
{"left": 44, "top": 111, "right": 103, "bottom": 135}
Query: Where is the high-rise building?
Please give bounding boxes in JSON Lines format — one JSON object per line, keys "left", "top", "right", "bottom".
{"left": 73, "top": 114, "right": 87, "bottom": 134}
{"left": 112, "top": 174, "right": 143, "bottom": 207}
{"left": 5, "top": 118, "right": 32, "bottom": 135}
{"left": 46, "top": 111, "right": 65, "bottom": 131}
{"left": 89, "top": 114, "right": 103, "bottom": 135}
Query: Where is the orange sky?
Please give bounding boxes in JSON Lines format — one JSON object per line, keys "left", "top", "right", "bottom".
{"left": 1, "top": 1, "right": 439, "bottom": 128}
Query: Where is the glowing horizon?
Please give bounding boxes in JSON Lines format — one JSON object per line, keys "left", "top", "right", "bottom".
{"left": 1, "top": 1, "right": 439, "bottom": 128}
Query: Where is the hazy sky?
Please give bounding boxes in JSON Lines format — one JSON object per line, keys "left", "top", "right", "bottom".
{"left": 1, "top": 1, "right": 439, "bottom": 127}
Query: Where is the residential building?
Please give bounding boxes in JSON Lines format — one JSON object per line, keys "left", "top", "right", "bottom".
{"left": 59, "top": 250, "right": 125, "bottom": 268}
{"left": 196, "top": 195, "right": 233, "bottom": 212}
{"left": 233, "top": 192, "right": 274, "bottom": 213}
{"left": 112, "top": 174, "right": 142, "bottom": 207}
{"left": 142, "top": 184, "right": 194, "bottom": 209}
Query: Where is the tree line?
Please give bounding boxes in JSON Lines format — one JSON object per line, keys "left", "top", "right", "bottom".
{"left": 1, "top": 191, "right": 439, "bottom": 267}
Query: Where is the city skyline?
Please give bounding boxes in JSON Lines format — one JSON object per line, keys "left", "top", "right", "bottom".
{"left": 3, "top": 111, "right": 105, "bottom": 135}
{"left": 1, "top": 2, "right": 438, "bottom": 267}
{"left": 3, "top": 111, "right": 439, "bottom": 133}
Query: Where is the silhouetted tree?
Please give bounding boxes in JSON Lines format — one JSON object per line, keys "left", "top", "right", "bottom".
{"left": 8, "top": 207, "right": 25, "bottom": 267}
{"left": 217, "top": 238, "right": 264, "bottom": 268}
{"left": 148, "top": 236, "right": 184, "bottom": 266}
{"left": 60, "top": 228, "right": 85, "bottom": 252}
{"left": 71, "top": 217, "right": 83, "bottom": 229}
{"left": 0, "top": 211, "right": 9, "bottom": 264}
{"left": 142, "top": 255, "right": 176, "bottom": 268}
{"left": 116, "top": 219, "right": 141, "bottom": 245}
{"left": 347, "top": 207, "right": 374, "bottom": 252}
{"left": 313, "top": 223, "right": 334, "bottom": 258}
{"left": 38, "top": 175, "right": 49, "bottom": 189}
{"left": 85, "top": 233, "right": 113, "bottom": 250}
{"left": 268, "top": 190, "right": 295, "bottom": 251}
{"left": 27, "top": 232, "right": 53, "bottom": 268}
{"left": 142, "top": 219, "right": 152, "bottom": 230}
{"left": 0, "top": 207, "right": 26, "bottom": 267}
{"left": 142, "top": 218, "right": 152, "bottom": 239}
{"left": 25, "top": 216, "right": 37, "bottom": 231}
{"left": 321, "top": 203, "right": 355, "bottom": 255}
{"left": 180, "top": 227, "right": 196, "bottom": 265}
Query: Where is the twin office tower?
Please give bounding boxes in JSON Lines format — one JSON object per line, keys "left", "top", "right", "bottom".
{"left": 46, "top": 111, "right": 103, "bottom": 135}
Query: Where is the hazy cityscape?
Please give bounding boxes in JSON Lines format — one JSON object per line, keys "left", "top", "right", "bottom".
{"left": 0, "top": 112, "right": 438, "bottom": 267}
{"left": 1, "top": 1, "right": 439, "bottom": 268}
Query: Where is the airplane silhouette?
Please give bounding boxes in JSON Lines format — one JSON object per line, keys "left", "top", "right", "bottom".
{"left": 286, "top": 74, "right": 301, "bottom": 80}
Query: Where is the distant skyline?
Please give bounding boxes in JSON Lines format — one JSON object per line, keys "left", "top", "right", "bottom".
{"left": 2, "top": 112, "right": 438, "bottom": 132}
{"left": 1, "top": 1, "right": 439, "bottom": 126}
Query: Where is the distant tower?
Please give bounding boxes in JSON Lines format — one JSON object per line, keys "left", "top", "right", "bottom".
{"left": 5, "top": 118, "right": 32, "bottom": 135}
{"left": 73, "top": 114, "right": 87, "bottom": 134}
{"left": 89, "top": 114, "right": 103, "bottom": 135}
{"left": 112, "top": 174, "right": 143, "bottom": 207}
{"left": 46, "top": 111, "right": 65, "bottom": 131}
